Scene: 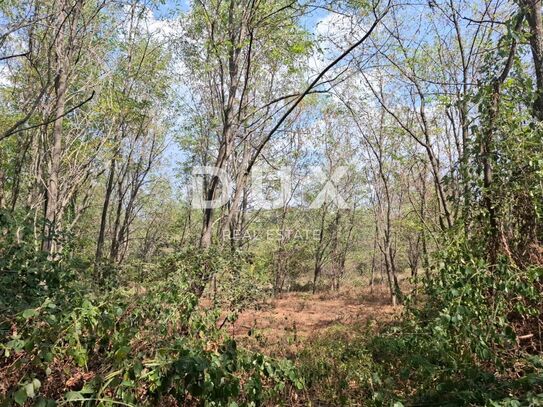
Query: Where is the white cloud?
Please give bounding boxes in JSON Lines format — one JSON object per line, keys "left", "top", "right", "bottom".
{"left": 306, "top": 11, "right": 370, "bottom": 81}
{"left": 315, "top": 12, "right": 358, "bottom": 47}
{"left": 0, "top": 65, "right": 11, "bottom": 87}
{"left": 145, "top": 10, "right": 181, "bottom": 39}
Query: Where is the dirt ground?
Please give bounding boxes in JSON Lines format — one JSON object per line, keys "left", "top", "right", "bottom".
{"left": 223, "top": 284, "right": 401, "bottom": 354}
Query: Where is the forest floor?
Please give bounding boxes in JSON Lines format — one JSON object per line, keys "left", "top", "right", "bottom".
{"left": 224, "top": 284, "right": 401, "bottom": 356}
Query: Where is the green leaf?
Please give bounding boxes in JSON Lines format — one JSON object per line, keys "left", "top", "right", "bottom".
{"left": 33, "top": 378, "right": 42, "bottom": 392}
{"left": 80, "top": 384, "right": 95, "bottom": 395}
{"left": 25, "top": 382, "right": 35, "bottom": 398}
{"left": 22, "top": 308, "right": 38, "bottom": 319}
{"left": 14, "top": 387, "right": 27, "bottom": 405}
{"left": 65, "top": 391, "right": 83, "bottom": 401}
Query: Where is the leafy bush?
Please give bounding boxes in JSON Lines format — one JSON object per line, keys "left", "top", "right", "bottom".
{"left": 366, "top": 237, "right": 543, "bottom": 406}
{"left": 0, "top": 242, "right": 304, "bottom": 406}
{"left": 0, "top": 209, "right": 83, "bottom": 313}
{"left": 295, "top": 325, "right": 387, "bottom": 406}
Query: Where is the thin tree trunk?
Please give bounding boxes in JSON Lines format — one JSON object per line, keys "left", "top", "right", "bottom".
{"left": 312, "top": 206, "right": 327, "bottom": 294}
{"left": 370, "top": 224, "right": 378, "bottom": 293}
{"left": 95, "top": 150, "right": 117, "bottom": 272}
{"left": 521, "top": 0, "right": 543, "bottom": 120}
{"left": 43, "top": 0, "right": 69, "bottom": 254}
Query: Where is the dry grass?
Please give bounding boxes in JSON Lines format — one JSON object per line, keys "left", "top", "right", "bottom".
{"left": 223, "top": 284, "right": 401, "bottom": 355}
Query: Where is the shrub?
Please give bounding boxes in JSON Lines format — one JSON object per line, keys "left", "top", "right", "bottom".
{"left": 0, "top": 245, "right": 303, "bottom": 406}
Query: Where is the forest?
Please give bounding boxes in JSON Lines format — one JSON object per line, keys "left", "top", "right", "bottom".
{"left": 1, "top": 0, "right": 543, "bottom": 405}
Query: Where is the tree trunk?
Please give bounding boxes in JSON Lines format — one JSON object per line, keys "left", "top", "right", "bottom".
{"left": 312, "top": 207, "right": 327, "bottom": 294}
{"left": 521, "top": 0, "right": 543, "bottom": 120}
{"left": 43, "top": 1, "right": 69, "bottom": 254}
{"left": 95, "top": 151, "right": 116, "bottom": 272}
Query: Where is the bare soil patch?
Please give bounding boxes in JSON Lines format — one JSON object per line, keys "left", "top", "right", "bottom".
{"left": 224, "top": 284, "right": 401, "bottom": 354}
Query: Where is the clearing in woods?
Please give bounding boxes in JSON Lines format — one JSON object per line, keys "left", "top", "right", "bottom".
{"left": 226, "top": 284, "right": 401, "bottom": 354}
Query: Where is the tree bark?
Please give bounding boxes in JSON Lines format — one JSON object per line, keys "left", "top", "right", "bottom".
{"left": 43, "top": 0, "right": 69, "bottom": 254}
{"left": 521, "top": 0, "right": 543, "bottom": 120}
{"left": 95, "top": 149, "right": 117, "bottom": 271}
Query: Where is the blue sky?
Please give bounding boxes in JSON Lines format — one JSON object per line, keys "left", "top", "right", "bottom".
{"left": 152, "top": 0, "right": 328, "bottom": 31}
{"left": 153, "top": 0, "right": 190, "bottom": 19}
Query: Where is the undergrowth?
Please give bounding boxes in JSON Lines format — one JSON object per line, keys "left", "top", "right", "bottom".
{"left": 2, "top": 212, "right": 543, "bottom": 406}
{"left": 295, "top": 237, "right": 543, "bottom": 406}
{"left": 0, "top": 215, "right": 303, "bottom": 406}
